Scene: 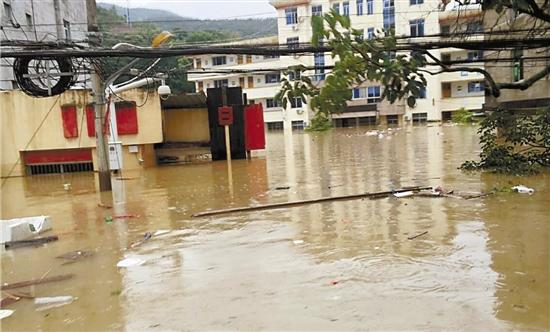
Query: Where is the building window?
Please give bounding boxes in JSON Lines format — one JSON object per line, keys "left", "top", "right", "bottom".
{"left": 214, "top": 79, "right": 228, "bottom": 88}
{"left": 266, "top": 98, "right": 281, "bottom": 108}
{"left": 332, "top": 2, "right": 340, "bottom": 14}
{"left": 290, "top": 97, "right": 303, "bottom": 108}
{"left": 343, "top": 1, "right": 350, "bottom": 16}
{"left": 288, "top": 70, "right": 301, "bottom": 81}
{"left": 195, "top": 58, "right": 202, "bottom": 69}
{"left": 367, "top": 27, "right": 375, "bottom": 39}
{"left": 367, "top": 0, "right": 373, "bottom": 14}
{"left": 312, "top": 5, "right": 323, "bottom": 16}
{"left": 358, "top": 116, "right": 377, "bottom": 126}
{"left": 26, "top": 13, "right": 33, "bottom": 27}
{"left": 292, "top": 120, "right": 305, "bottom": 130}
{"left": 383, "top": 0, "right": 395, "bottom": 32}
{"left": 314, "top": 52, "right": 325, "bottom": 81}
{"left": 512, "top": 49, "right": 524, "bottom": 82}
{"left": 352, "top": 86, "right": 381, "bottom": 103}
{"left": 467, "top": 50, "right": 483, "bottom": 61}
{"left": 409, "top": 19, "right": 424, "bottom": 37}
{"left": 264, "top": 54, "right": 280, "bottom": 59}
{"left": 467, "top": 81, "right": 484, "bottom": 92}
{"left": 387, "top": 114, "right": 399, "bottom": 124}
{"left": 410, "top": 0, "right": 423, "bottom": 4}
{"left": 63, "top": 20, "right": 71, "bottom": 41}
{"left": 412, "top": 112, "right": 427, "bottom": 123}
{"left": 466, "top": 21, "right": 483, "bottom": 32}
{"left": 357, "top": 0, "right": 363, "bottom": 15}
{"left": 285, "top": 7, "right": 298, "bottom": 25}
{"left": 212, "top": 56, "right": 227, "bottom": 66}
{"left": 3, "top": 2, "right": 12, "bottom": 23}
{"left": 441, "top": 25, "right": 450, "bottom": 35}
{"left": 265, "top": 73, "right": 280, "bottom": 84}
{"left": 441, "top": 53, "right": 451, "bottom": 63}
{"left": 287, "top": 37, "right": 299, "bottom": 49}
{"left": 267, "top": 122, "right": 284, "bottom": 131}
{"left": 418, "top": 86, "right": 427, "bottom": 98}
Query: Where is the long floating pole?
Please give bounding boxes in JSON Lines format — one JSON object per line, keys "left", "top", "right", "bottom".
{"left": 192, "top": 186, "right": 432, "bottom": 218}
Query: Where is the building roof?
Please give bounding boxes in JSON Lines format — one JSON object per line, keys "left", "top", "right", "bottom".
{"left": 161, "top": 92, "right": 207, "bottom": 109}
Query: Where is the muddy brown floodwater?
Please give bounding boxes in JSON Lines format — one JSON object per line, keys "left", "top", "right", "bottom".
{"left": 1, "top": 125, "right": 548, "bottom": 331}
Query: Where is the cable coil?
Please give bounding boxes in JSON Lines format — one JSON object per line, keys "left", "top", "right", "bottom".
{"left": 14, "top": 56, "right": 76, "bottom": 97}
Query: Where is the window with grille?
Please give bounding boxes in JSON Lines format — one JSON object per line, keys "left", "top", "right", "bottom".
{"left": 266, "top": 99, "right": 281, "bottom": 108}
{"left": 412, "top": 113, "right": 427, "bottom": 123}
{"left": 410, "top": 19, "right": 425, "bottom": 37}
{"left": 285, "top": 7, "right": 298, "bottom": 25}
{"left": 212, "top": 56, "right": 227, "bottom": 66}
{"left": 367, "top": 0, "right": 373, "bottom": 14}
{"left": 292, "top": 120, "right": 305, "bottom": 130}
{"left": 287, "top": 37, "right": 299, "bottom": 49}
{"left": 343, "top": 1, "right": 350, "bottom": 16}
{"left": 312, "top": 5, "right": 322, "bottom": 16}
{"left": 265, "top": 73, "right": 280, "bottom": 84}
{"left": 290, "top": 97, "right": 303, "bottom": 108}
{"left": 267, "top": 122, "right": 284, "bottom": 130}
{"left": 467, "top": 81, "right": 484, "bottom": 93}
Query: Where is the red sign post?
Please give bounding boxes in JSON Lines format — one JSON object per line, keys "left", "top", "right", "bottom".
{"left": 218, "top": 106, "right": 233, "bottom": 126}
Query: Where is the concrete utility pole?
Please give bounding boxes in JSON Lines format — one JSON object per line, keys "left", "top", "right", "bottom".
{"left": 87, "top": 0, "right": 112, "bottom": 191}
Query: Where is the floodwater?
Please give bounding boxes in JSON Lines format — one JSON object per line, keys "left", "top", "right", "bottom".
{"left": 1, "top": 125, "right": 548, "bottom": 331}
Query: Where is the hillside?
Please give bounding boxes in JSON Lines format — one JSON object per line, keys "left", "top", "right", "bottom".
{"left": 97, "top": 3, "right": 278, "bottom": 38}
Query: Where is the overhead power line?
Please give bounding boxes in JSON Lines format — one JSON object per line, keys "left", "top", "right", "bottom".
{"left": 2, "top": 37, "right": 550, "bottom": 59}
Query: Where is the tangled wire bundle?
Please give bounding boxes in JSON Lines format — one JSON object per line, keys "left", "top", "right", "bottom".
{"left": 14, "top": 57, "right": 76, "bottom": 97}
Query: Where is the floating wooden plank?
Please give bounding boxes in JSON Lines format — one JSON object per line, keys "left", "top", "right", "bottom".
{"left": 1, "top": 274, "right": 74, "bottom": 291}
{"left": 4, "top": 235, "right": 58, "bottom": 249}
{"left": 408, "top": 231, "right": 428, "bottom": 240}
{"left": 192, "top": 186, "right": 432, "bottom": 218}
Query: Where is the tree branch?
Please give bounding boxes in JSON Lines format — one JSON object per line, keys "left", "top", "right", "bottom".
{"left": 520, "top": 0, "right": 550, "bottom": 23}
{"left": 422, "top": 51, "right": 501, "bottom": 96}
{"left": 497, "top": 64, "right": 550, "bottom": 90}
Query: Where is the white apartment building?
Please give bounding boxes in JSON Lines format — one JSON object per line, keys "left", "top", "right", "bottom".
{"left": 188, "top": 36, "right": 311, "bottom": 131}
{"left": 0, "top": 0, "right": 88, "bottom": 90}
{"left": 189, "top": 0, "right": 486, "bottom": 129}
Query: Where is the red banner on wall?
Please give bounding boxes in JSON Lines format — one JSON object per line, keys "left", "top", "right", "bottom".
{"left": 61, "top": 105, "right": 78, "bottom": 138}
{"left": 245, "top": 103, "right": 266, "bottom": 151}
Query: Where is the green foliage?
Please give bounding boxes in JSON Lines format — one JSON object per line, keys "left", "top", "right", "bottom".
{"left": 277, "top": 11, "right": 427, "bottom": 123}
{"left": 96, "top": 6, "right": 237, "bottom": 93}
{"left": 452, "top": 108, "right": 474, "bottom": 123}
{"left": 306, "top": 112, "right": 332, "bottom": 132}
{"left": 461, "top": 108, "right": 550, "bottom": 174}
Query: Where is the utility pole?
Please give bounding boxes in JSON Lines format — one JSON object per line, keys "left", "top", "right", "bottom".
{"left": 87, "top": 0, "right": 112, "bottom": 191}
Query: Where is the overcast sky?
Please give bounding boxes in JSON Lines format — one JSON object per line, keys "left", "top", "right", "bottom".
{"left": 98, "top": 0, "right": 277, "bottom": 20}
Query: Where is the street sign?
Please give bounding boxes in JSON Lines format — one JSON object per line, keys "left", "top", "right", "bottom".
{"left": 218, "top": 106, "right": 233, "bottom": 126}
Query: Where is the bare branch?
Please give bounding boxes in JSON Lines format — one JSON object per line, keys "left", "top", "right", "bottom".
{"left": 497, "top": 64, "right": 550, "bottom": 90}
{"left": 422, "top": 51, "right": 501, "bottom": 96}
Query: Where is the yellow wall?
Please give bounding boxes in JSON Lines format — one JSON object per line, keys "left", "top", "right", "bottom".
{"left": 0, "top": 89, "right": 163, "bottom": 177}
{"left": 163, "top": 108, "right": 210, "bottom": 143}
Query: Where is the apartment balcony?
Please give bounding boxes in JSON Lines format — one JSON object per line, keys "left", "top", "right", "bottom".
{"left": 269, "top": 0, "right": 310, "bottom": 9}
{"left": 440, "top": 95, "right": 485, "bottom": 111}
{"left": 439, "top": 70, "right": 484, "bottom": 83}
{"left": 243, "top": 85, "right": 281, "bottom": 100}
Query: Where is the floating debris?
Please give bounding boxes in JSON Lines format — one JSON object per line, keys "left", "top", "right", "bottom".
{"left": 511, "top": 185, "right": 535, "bottom": 194}
{"left": 35, "top": 296, "right": 75, "bottom": 311}
{"left": 293, "top": 240, "right": 304, "bottom": 245}
{"left": 393, "top": 191, "right": 414, "bottom": 198}
{"left": 0, "top": 309, "right": 14, "bottom": 320}
{"left": 56, "top": 250, "right": 94, "bottom": 261}
{"left": 117, "top": 258, "right": 145, "bottom": 268}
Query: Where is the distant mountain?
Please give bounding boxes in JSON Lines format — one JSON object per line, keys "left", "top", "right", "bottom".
{"left": 97, "top": 3, "right": 278, "bottom": 38}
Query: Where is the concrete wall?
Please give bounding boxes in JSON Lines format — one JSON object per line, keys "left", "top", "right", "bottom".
{"left": 0, "top": 0, "right": 88, "bottom": 89}
{"left": 0, "top": 89, "right": 163, "bottom": 177}
{"left": 163, "top": 108, "right": 210, "bottom": 142}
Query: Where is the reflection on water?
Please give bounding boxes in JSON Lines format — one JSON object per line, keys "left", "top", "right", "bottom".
{"left": 1, "top": 125, "right": 548, "bottom": 330}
